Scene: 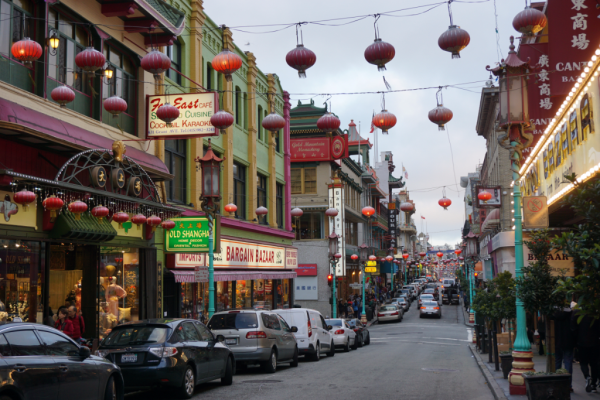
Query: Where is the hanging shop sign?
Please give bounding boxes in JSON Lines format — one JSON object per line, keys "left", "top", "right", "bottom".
{"left": 296, "top": 264, "right": 318, "bottom": 276}
{"left": 291, "top": 135, "right": 348, "bottom": 162}
{"left": 146, "top": 92, "right": 220, "bottom": 140}
{"left": 165, "top": 217, "right": 219, "bottom": 253}
{"left": 388, "top": 208, "right": 397, "bottom": 245}
{"left": 523, "top": 196, "right": 549, "bottom": 229}
{"left": 0, "top": 191, "right": 37, "bottom": 229}
{"left": 212, "top": 239, "right": 286, "bottom": 269}
{"left": 475, "top": 185, "right": 502, "bottom": 208}
{"left": 285, "top": 248, "right": 298, "bottom": 269}
{"left": 328, "top": 184, "right": 346, "bottom": 276}
{"left": 166, "top": 253, "right": 207, "bottom": 269}
{"left": 194, "top": 266, "right": 209, "bottom": 283}
{"left": 523, "top": 233, "right": 574, "bottom": 277}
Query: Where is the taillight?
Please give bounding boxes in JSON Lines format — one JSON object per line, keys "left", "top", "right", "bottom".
{"left": 421, "top": 307, "right": 426, "bottom": 309}
{"left": 334, "top": 329, "right": 345, "bottom": 335}
{"left": 149, "top": 347, "right": 178, "bottom": 358}
{"left": 434, "top": 307, "right": 440, "bottom": 310}
{"left": 353, "top": 329, "right": 359, "bottom": 332}
{"left": 246, "top": 331, "right": 268, "bottom": 339}
{"left": 308, "top": 318, "right": 312, "bottom": 338}
{"left": 377, "top": 313, "right": 384, "bottom": 317}
{"left": 391, "top": 312, "right": 399, "bottom": 316}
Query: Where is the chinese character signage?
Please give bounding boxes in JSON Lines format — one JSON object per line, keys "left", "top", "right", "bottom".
{"left": 388, "top": 209, "right": 397, "bottom": 247}
{"left": 285, "top": 248, "right": 298, "bottom": 269}
{"left": 291, "top": 136, "right": 348, "bottom": 162}
{"left": 295, "top": 276, "right": 318, "bottom": 300}
{"left": 165, "top": 217, "right": 218, "bottom": 253}
{"left": 328, "top": 186, "right": 346, "bottom": 276}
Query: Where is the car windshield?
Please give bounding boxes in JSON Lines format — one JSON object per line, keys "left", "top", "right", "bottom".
{"left": 424, "top": 289, "right": 435, "bottom": 293}
{"left": 325, "top": 319, "right": 343, "bottom": 327}
{"left": 423, "top": 301, "right": 438, "bottom": 307}
{"left": 103, "top": 325, "right": 169, "bottom": 346}
{"left": 421, "top": 294, "right": 433, "bottom": 298}
{"left": 208, "top": 313, "right": 259, "bottom": 330}
{"left": 381, "top": 306, "right": 397, "bottom": 311}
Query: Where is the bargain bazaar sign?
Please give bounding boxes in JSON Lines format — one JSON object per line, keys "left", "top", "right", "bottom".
{"left": 212, "top": 239, "right": 286, "bottom": 269}
{"left": 146, "top": 92, "right": 220, "bottom": 139}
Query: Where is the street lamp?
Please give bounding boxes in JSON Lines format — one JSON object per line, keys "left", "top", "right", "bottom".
{"left": 196, "top": 139, "right": 222, "bottom": 319}
{"left": 402, "top": 252, "right": 409, "bottom": 284}
{"left": 328, "top": 230, "right": 340, "bottom": 318}
{"left": 465, "top": 231, "right": 478, "bottom": 324}
{"left": 359, "top": 243, "right": 369, "bottom": 323}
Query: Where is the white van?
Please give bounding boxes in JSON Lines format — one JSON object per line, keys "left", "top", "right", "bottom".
{"left": 273, "top": 308, "right": 334, "bottom": 361}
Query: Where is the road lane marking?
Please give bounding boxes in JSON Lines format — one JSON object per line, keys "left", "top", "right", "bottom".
{"left": 423, "top": 337, "right": 470, "bottom": 342}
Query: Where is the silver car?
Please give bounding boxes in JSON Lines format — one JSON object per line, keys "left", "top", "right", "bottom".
{"left": 208, "top": 310, "right": 298, "bottom": 373}
{"left": 420, "top": 301, "right": 442, "bottom": 318}
{"left": 391, "top": 298, "right": 409, "bottom": 312}
{"left": 377, "top": 304, "right": 403, "bottom": 323}
{"left": 325, "top": 319, "right": 357, "bottom": 352}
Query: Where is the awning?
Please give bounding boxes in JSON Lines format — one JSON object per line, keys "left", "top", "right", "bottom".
{"left": 50, "top": 211, "right": 117, "bottom": 242}
{"left": 169, "top": 270, "right": 297, "bottom": 283}
{"left": 0, "top": 98, "right": 172, "bottom": 181}
{"left": 482, "top": 209, "right": 500, "bottom": 231}
{"left": 172, "top": 270, "right": 196, "bottom": 283}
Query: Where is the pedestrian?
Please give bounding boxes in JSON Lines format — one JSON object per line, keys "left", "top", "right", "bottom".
{"left": 554, "top": 304, "right": 576, "bottom": 392}
{"left": 54, "top": 307, "right": 74, "bottom": 337}
{"left": 338, "top": 299, "right": 346, "bottom": 318}
{"left": 353, "top": 299, "right": 359, "bottom": 319}
{"left": 571, "top": 305, "right": 600, "bottom": 393}
{"left": 68, "top": 306, "right": 85, "bottom": 343}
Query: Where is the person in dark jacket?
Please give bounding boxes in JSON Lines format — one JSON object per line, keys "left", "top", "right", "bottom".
{"left": 571, "top": 310, "right": 600, "bottom": 393}
{"left": 554, "top": 306, "right": 576, "bottom": 391}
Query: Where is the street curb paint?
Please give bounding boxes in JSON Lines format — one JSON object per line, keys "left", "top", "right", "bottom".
{"left": 469, "top": 344, "right": 508, "bottom": 400}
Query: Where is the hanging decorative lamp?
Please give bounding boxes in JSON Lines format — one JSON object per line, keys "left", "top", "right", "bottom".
{"left": 156, "top": 102, "right": 180, "bottom": 127}
{"left": 67, "top": 200, "right": 88, "bottom": 220}
{"left": 316, "top": 113, "right": 341, "bottom": 134}
{"left": 91, "top": 206, "right": 109, "bottom": 221}
{"left": 262, "top": 112, "right": 286, "bottom": 136}
{"left": 438, "top": 2, "right": 470, "bottom": 59}
{"left": 428, "top": 87, "right": 453, "bottom": 131}
{"left": 51, "top": 85, "right": 76, "bottom": 108}
{"left": 291, "top": 208, "right": 304, "bottom": 218}
{"left": 419, "top": 252, "right": 427, "bottom": 258}
{"left": 104, "top": 96, "right": 128, "bottom": 118}
{"left": 42, "top": 195, "right": 64, "bottom": 219}
{"left": 513, "top": 6, "right": 547, "bottom": 36}
{"left": 372, "top": 110, "right": 397, "bottom": 134}
{"left": 286, "top": 24, "right": 316, "bottom": 78}
{"left": 351, "top": 254, "right": 359, "bottom": 261}
{"left": 112, "top": 211, "right": 130, "bottom": 228}
{"left": 364, "top": 16, "right": 395, "bottom": 71}
{"left": 75, "top": 47, "right": 106, "bottom": 72}
{"left": 361, "top": 206, "right": 375, "bottom": 218}
{"left": 478, "top": 191, "right": 492, "bottom": 203}
{"left": 224, "top": 203, "right": 238, "bottom": 214}
{"left": 147, "top": 215, "right": 162, "bottom": 232}
{"left": 255, "top": 206, "right": 268, "bottom": 216}
{"left": 141, "top": 49, "right": 171, "bottom": 81}
{"left": 438, "top": 197, "right": 452, "bottom": 210}
{"left": 11, "top": 37, "right": 43, "bottom": 67}
{"left": 437, "top": 252, "right": 444, "bottom": 258}
{"left": 131, "top": 213, "right": 147, "bottom": 230}
{"left": 399, "top": 202, "right": 414, "bottom": 213}
{"left": 210, "top": 110, "right": 234, "bottom": 135}
{"left": 161, "top": 219, "right": 176, "bottom": 231}
{"left": 211, "top": 26, "right": 242, "bottom": 82}
{"left": 369, "top": 255, "right": 377, "bottom": 261}
{"left": 13, "top": 189, "right": 36, "bottom": 211}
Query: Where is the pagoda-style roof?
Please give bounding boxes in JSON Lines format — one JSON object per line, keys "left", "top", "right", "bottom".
{"left": 290, "top": 99, "right": 343, "bottom": 136}
{"left": 347, "top": 120, "right": 372, "bottom": 147}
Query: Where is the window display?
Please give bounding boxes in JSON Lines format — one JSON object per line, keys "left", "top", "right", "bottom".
{"left": 235, "top": 280, "right": 251, "bottom": 309}
{"left": 216, "top": 281, "right": 232, "bottom": 312}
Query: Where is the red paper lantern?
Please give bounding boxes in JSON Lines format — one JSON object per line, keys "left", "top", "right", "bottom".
{"left": 161, "top": 219, "right": 176, "bottom": 231}
{"left": 91, "top": 206, "right": 109, "bottom": 221}
{"left": 211, "top": 49, "right": 242, "bottom": 82}
{"left": 513, "top": 6, "right": 547, "bottom": 36}
{"left": 42, "top": 195, "right": 64, "bottom": 218}
{"left": 361, "top": 206, "right": 375, "bottom": 218}
{"left": 51, "top": 85, "right": 76, "bottom": 108}
{"left": 291, "top": 207, "right": 303, "bottom": 218}
{"left": 141, "top": 50, "right": 171, "bottom": 80}
{"left": 454, "top": 249, "right": 462, "bottom": 256}
{"left": 156, "top": 103, "right": 180, "bottom": 127}
{"left": 112, "top": 211, "right": 130, "bottom": 228}
{"left": 478, "top": 191, "right": 492, "bottom": 203}
{"left": 438, "top": 198, "right": 452, "bottom": 210}
{"left": 402, "top": 253, "right": 409, "bottom": 260}
{"left": 372, "top": 110, "right": 397, "bottom": 134}
{"left": 316, "top": 112, "right": 341, "bottom": 134}
{"left": 335, "top": 253, "right": 343, "bottom": 260}
{"left": 13, "top": 189, "right": 36, "bottom": 211}
{"left": 75, "top": 47, "right": 106, "bottom": 72}
{"left": 419, "top": 252, "right": 427, "bottom": 258}
{"left": 428, "top": 105, "right": 453, "bottom": 131}
{"left": 147, "top": 215, "right": 162, "bottom": 232}
{"left": 385, "top": 255, "right": 393, "bottom": 262}
{"left": 286, "top": 44, "right": 316, "bottom": 78}
{"left": 262, "top": 112, "right": 286, "bottom": 135}
{"left": 364, "top": 39, "right": 395, "bottom": 71}
{"left": 11, "top": 37, "right": 42, "bottom": 66}
{"left": 224, "top": 203, "right": 238, "bottom": 213}
{"left": 438, "top": 25, "right": 470, "bottom": 59}
{"left": 400, "top": 202, "right": 414, "bottom": 213}
{"left": 104, "top": 96, "right": 128, "bottom": 118}
{"left": 380, "top": 258, "right": 386, "bottom": 263}
{"left": 369, "top": 255, "right": 377, "bottom": 261}
{"left": 131, "top": 214, "right": 147, "bottom": 230}
{"left": 256, "top": 206, "right": 268, "bottom": 216}
{"left": 351, "top": 254, "right": 359, "bottom": 261}
{"left": 210, "top": 110, "right": 234, "bottom": 135}
{"left": 437, "top": 252, "right": 444, "bottom": 258}
{"left": 68, "top": 200, "right": 88, "bottom": 220}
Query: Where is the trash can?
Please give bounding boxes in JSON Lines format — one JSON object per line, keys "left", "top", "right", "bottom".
{"left": 366, "top": 306, "right": 373, "bottom": 321}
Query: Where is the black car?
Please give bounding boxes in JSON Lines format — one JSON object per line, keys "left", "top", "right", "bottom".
{"left": 97, "top": 319, "right": 234, "bottom": 399}
{"left": 0, "top": 322, "right": 123, "bottom": 400}
{"left": 345, "top": 319, "right": 370, "bottom": 347}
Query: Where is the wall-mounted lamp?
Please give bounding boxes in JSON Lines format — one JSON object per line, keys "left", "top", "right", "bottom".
{"left": 47, "top": 30, "right": 59, "bottom": 56}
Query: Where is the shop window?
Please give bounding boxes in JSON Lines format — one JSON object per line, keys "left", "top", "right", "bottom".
{"left": 102, "top": 43, "right": 137, "bottom": 136}
{"left": 569, "top": 111, "right": 579, "bottom": 149}
{"left": 547, "top": 142, "right": 554, "bottom": 174}
{"left": 257, "top": 105, "right": 263, "bottom": 141}
{"left": 543, "top": 150, "right": 548, "bottom": 179}
{"left": 581, "top": 94, "right": 594, "bottom": 140}
{"left": 345, "top": 221, "right": 358, "bottom": 246}
{"left": 252, "top": 279, "right": 272, "bottom": 309}
{"left": 165, "top": 139, "right": 187, "bottom": 204}
{"left": 235, "top": 281, "right": 251, "bottom": 309}
{"left": 233, "top": 163, "right": 246, "bottom": 220}
{"left": 561, "top": 122, "right": 570, "bottom": 161}
{"left": 276, "top": 183, "right": 283, "bottom": 228}
{"left": 243, "top": 93, "right": 249, "bottom": 130}
{"left": 216, "top": 281, "right": 233, "bottom": 312}
{"left": 163, "top": 41, "right": 181, "bottom": 85}
{"left": 295, "top": 212, "right": 323, "bottom": 240}
{"left": 275, "top": 130, "right": 281, "bottom": 153}
{"left": 291, "top": 167, "right": 316, "bottom": 194}
{"left": 554, "top": 133, "right": 561, "bottom": 167}
{"left": 257, "top": 174, "right": 267, "bottom": 225}
{"left": 0, "top": 0, "right": 35, "bottom": 92}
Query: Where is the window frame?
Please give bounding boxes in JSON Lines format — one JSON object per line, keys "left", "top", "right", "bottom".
{"left": 165, "top": 139, "right": 187, "bottom": 204}
{"left": 257, "top": 174, "right": 267, "bottom": 225}
{"left": 291, "top": 167, "right": 317, "bottom": 195}
{"left": 164, "top": 41, "right": 181, "bottom": 85}
{"left": 295, "top": 212, "right": 323, "bottom": 240}
{"left": 276, "top": 183, "right": 283, "bottom": 229}
{"left": 580, "top": 94, "right": 594, "bottom": 141}
{"left": 233, "top": 162, "right": 247, "bottom": 220}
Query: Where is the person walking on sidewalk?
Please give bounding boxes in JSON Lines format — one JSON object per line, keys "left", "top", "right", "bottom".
{"left": 571, "top": 307, "right": 600, "bottom": 393}
{"left": 554, "top": 305, "right": 576, "bottom": 392}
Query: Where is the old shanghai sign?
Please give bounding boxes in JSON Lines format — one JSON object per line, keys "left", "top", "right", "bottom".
{"left": 146, "top": 93, "right": 220, "bottom": 139}
{"left": 165, "top": 217, "right": 218, "bottom": 253}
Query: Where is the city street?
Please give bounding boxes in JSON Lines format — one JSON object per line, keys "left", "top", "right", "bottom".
{"left": 126, "top": 303, "right": 493, "bottom": 400}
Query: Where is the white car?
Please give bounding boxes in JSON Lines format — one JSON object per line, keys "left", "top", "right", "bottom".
{"left": 274, "top": 308, "right": 335, "bottom": 361}
{"left": 419, "top": 293, "right": 436, "bottom": 307}
{"left": 325, "top": 319, "right": 357, "bottom": 352}
{"left": 377, "top": 304, "right": 403, "bottom": 323}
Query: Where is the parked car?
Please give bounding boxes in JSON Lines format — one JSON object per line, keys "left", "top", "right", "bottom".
{"left": 423, "top": 288, "right": 439, "bottom": 301}
{"left": 98, "top": 319, "right": 233, "bottom": 399}
{"left": 324, "top": 319, "right": 357, "bottom": 352}
{"left": 274, "top": 308, "right": 334, "bottom": 361}
{"left": 345, "top": 318, "right": 370, "bottom": 346}
{"left": 208, "top": 310, "right": 298, "bottom": 373}
{"left": 377, "top": 305, "right": 403, "bottom": 323}
{"left": 420, "top": 301, "right": 442, "bottom": 318}
{"left": 391, "top": 297, "right": 409, "bottom": 312}
{"left": 402, "top": 286, "right": 417, "bottom": 300}
{"left": 0, "top": 322, "right": 123, "bottom": 400}
{"left": 397, "top": 290, "right": 412, "bottom": 304}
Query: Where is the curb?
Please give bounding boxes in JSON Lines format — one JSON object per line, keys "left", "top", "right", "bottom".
{"left": 461, "top": 299, "right": 474, "bottom": 328}
{"left": 469, "top": 344, "right": 508, "bottom": 400}
{"left": 367, "top": 317, "right": 378, "bottom": 327}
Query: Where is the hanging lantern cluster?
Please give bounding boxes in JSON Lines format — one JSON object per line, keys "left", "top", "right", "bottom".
{"left": 156, "top": 102, "right": 180, "bottom": 128}
{"left": 512, "top": 6, "right": 547, "bottom": 36}
{"left": 141, "top": 49, "right": 171, "bottom": 81}
{"left": 428, "top": 88, "right": 453, "bottom": 131}
{"left": 286, "top": 24, "right": 316, "bottom": 79}
{"left": 438, "top": 2, "right": 470, "bottom": 59}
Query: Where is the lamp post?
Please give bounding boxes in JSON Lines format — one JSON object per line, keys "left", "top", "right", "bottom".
{"left": 386, "top": 248, "right": 394, "bottom": 292}
{"left": 359, "top": 243, "right": 369, "bottom": 323}
{"left": 402, "top": 252, "right": 409, "bottom": 284}
{"left": 466, "top": 231, "right": 478, "bottom": 324}
{"left": 328, "top": 227, "right": 340, "bottom": 319}
{"left": 488, "top": 36, "right": 533, "bottom": 395}
{"left": 196, "top": 139, "right": 222, "bottom": 319}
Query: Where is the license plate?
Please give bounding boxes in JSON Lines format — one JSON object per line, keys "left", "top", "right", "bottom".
{"left": 225, "top": 339, "right": 237, "bottom": 345}
{"left": 121, "top": 353, "right": 137, "bottom": 363}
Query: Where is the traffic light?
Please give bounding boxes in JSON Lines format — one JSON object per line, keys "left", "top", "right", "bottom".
{"left": 327, "top": 274, "right": 333, "bottom": 287}
{"left": 474, "top": 272, "right": 479, "bottom": 278}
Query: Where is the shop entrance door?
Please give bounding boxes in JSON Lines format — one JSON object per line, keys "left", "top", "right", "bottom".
{"left": 163, "top": 272, "right": 178, "bottom": 318}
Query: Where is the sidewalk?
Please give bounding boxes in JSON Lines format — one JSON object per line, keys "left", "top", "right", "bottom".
{"left": 470, "top": 344, "right": 590, "bottom": 400}
{"left": 461, "top": 298, "right": 474, "bottom": 327}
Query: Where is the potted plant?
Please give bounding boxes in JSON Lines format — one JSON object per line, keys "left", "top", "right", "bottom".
{"left": 523, "top": 369, "right": 571, "bottom": 400}
{"left": 499, "top": 351, "right": 513, "bottom": 379}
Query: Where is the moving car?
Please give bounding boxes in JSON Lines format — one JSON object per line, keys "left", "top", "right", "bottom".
{"left": 403, "top": 286, "right": 417, "bottom": 300}
{"left": 346, "top": 318, "right": 370, "bottom": 346}
{"left": 274, "top": 308, "right": 334, "bottom": 361}
{"left": 419, "top": 293, "right": 436, "bottom": 307}
{"left": 98, "top": 319, "right": 234, "bottom": 399}
{"left": 398, "top": 290, "right": 413, "bottom": 304}
{"left": 442, "top": 287, "right": 460, "bottom": 305}
{"left": 324, "top": 319, "right": 357, "bottom": 352}
{"left": 423, "top": 288, "right": 438, "bottom": 301}
{"left": 0, "top": 322, "right": 123, "bottom": 400}
{"left": 420, "top": 301, "right": 442, "bottom": 318}
{"left": 209, "top": 310, "right": 298, "bottom": 373}
{"left": 377, "top": 305, "right": 403, "bottom": 323}
{"left": 391, "top": 297, "right": 409, "bottom": 312}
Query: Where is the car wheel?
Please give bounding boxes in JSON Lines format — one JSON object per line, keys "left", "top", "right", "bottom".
{"left": 358, "top": 335, "right": 364, "bottom": 348}
{"left": 419, "top": 315, "right": 423, "bottom": 319}
{"left": 104, "top": 376, "right": 117, "bottom": 400}
{"left": 290, "top": 346, "right": 299, "bottom": 367}
{"left": 221, "top": 357, "right": 233, "bottom": 385}
{"left": 351, "top": 337, "right": 359, "bottom": 350}
{"left": 327, "top": 341, "right": 335, "bottom": 357}
{"left": 262, "top": 349, "right": 277, "bottom": 373}
{"left": 365, "top": 333, "right": 371, "bottom": 345}
{"left": 344, "top": 339, "right": 350, "bottom": 352}
{"left": 311, "top": 342, "right": 321, "bottom": 361}
{"left": 177, "top": 366, "right": 195, "bottom": 399}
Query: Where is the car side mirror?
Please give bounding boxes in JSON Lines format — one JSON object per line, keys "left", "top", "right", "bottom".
{"left": 79, "top": 346, "right": 91, "bottom": 360}
{"left": 327, "top": 325, "right": 333, "bottom": 331}
{"left": 290, "top": 326, "right": 298, "bottom": 333}
{"left": 216, "top": 335, "right": 225, "bottom": 342}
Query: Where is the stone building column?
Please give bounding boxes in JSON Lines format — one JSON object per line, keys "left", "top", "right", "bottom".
{"left": 283, "top": 91, "right": 292, "bottom": 232}
{"left": 267, "top": 74, "right": 277, "bottom": 228}
{"left": 246, "top": 52, "right": 258, "bottom": 221}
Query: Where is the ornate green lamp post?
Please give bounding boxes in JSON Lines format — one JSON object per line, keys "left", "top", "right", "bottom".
{"left": 359, "top": 243, "right": 369, "bottom": 323}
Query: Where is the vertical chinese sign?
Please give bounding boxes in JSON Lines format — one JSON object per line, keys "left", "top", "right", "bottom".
{"left": 388, "top": 202, "right": 397, "bottom": 250}
{"left": 328, "top": 184, "right": 346, "bottom": 276}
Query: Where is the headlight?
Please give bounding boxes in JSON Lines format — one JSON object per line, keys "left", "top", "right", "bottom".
{"left": 95, "top": 350, "right": 110, "bottom": 358}
{"left": 149, "top": 347, "right": 178, "bottom": 358}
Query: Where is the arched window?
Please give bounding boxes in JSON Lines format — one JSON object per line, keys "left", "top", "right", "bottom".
{"left": 206, "top": 62, "right": 213, "bottom": 91}
{"left": 257, "top": 105, "right": 263, "bottom": 140}
{"left": 580, "top": 94, "right": 594, "bottom": 141}
{"left": 243, "top": 93, "right": 248, "bottom": 130}
{"left": 569, "top": 110, "right": 579, "bottom": 148}
{"left": 235, "top": 86, "right": 241, "bottom": 125}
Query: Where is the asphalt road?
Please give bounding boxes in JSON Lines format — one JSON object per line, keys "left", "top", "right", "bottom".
{"left": 126, "top": 298, "right": 494, "bottom": 400}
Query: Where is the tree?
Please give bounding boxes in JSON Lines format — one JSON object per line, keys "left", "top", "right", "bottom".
{"left": 552, "top": 180, "right": 600, "bottom": 324}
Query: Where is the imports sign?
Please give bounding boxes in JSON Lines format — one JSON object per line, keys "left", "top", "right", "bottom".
{"left": 213, "top": 239, "right": 285, "bottom": 269}
{"left": 146, "top": 93, "right": 220, "bottom": 139}
{"left": 164, "top": 217, "right": 218, "bottom": 253}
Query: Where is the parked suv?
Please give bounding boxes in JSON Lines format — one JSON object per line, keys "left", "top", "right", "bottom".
{"left": 273, "top": 308, "right": 335, "bottom": 361}
{"left": 208, "top": 310, "right": 299, "bottom": 373}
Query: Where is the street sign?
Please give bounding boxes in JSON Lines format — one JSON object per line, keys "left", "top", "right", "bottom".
{"left": 365, "top": 267, "right": 377, "bottom": 273}
{"left": 349, "top": 283, "right": 362, "bottom": 289}
{"left": 523, "top": 196, "right": 549, "bottom": 229}
{"left": 165, "top": 217, "right": 219, "bottom": 253}
{"left": 366, "top": 261, "right": 377, "bottom": 267}
{"left": 194, "top": 266, "right": 209, "bottom": 282}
